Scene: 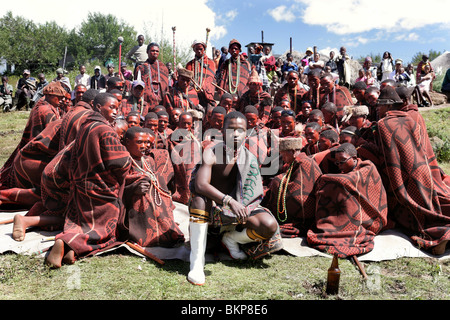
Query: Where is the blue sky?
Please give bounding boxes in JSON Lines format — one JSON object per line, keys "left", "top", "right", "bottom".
{"left": 208, "top": 0, "right": 450, "bottom": 62}
{"left": 2, "top": 0, "right": 450, "bottom": 64}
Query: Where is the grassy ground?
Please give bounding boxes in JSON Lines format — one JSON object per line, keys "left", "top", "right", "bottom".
{"left": 0, "top": 107, "right": 449, "bottom": 302}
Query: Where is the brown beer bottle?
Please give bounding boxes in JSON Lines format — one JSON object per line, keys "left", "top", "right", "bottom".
{"left": 326, "top": 254, "right": 341, "bottom": 295}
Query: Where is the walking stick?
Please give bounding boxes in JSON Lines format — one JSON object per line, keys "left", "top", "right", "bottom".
{"left": 172, "top": 26, "right": 177, "bottom": 77}
{"left": 126, "top": 241, "right": 165, "bottom": 265}
{"left": 352, "top": 256, "right": 368, "bottom": 280}
{"left": 205, "top": 28, "right": 211, "bottom": 53}
{"left": 118, "top": 36, "right": 124, "bottom": 77}
{"left": 0, "top": 218, "right": 14, "bottom": 225}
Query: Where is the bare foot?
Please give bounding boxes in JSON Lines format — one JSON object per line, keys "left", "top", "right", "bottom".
{"left": 45, "top": 239, "right": 65, "bottom": 268}
{"left": 63, "top": 250, "right": 76, "bottom": 265}
{"left": 12, "top": 215, "right": 27, "bottom": 241}
{"left": 431, "top": 240, "right": 448, "bottom": 256}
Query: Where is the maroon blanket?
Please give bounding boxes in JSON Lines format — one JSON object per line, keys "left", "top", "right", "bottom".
{"left": 168, "top": 131, "right": 202, "bottom": 204}
{"left": 134, "top": 60, "right": 169, "bottom": 110}
{"left": 218, "top": 56, "right": 251, "bottom": 98}
{"left": 376, "top": 110, "right": 450, "bottom": 250}
{"left": 186, "top": 55, "right": 217, "bottom": 108}
{"left": 307, "top": 160, "right": 388, "bottom": 258}
{"left": 0, "top": 100, "right": 60, "bottom": 189}
{"left": 264, "top": 153, "right": 323, "bottom": 237}
{"left": 55, "top": 112, "right": 132, "bottom": 258}
{"left": 124, "top": 153, "right": 185, "bottom": 248}
{"left": 59, "top": 102, "right": 94, "bottom": 150}
{"left": 11, "top": 119, "right": 62, "bottom": 190}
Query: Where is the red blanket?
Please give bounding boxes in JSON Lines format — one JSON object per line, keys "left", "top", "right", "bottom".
{"left": 11, "top": 119, "right": 62, "bottom": 190}
{"left": 376, "top": 110, "right": 450, "bottom": 250}
{"left": 124, "top": 152, "right": 185, "bottom": 248}
{"left": 307, "top": 160, "right": 388, "bottom": 257}
{"left": 55, "top": 112, "right": 132, "bottom": 258}
{"left": 135, "top": 60, "right": 169, "bottom": 110}
{"left": 0, "top": 100, "right": 60, "bottom": 189}
{"left": 186, "top": 55, "right": 217, "bottom": 108}
{"left": 264, "top": 153, "right": 323, "bottom": 237}
{"left": 218, "top": 57, "right": 251, "bottom": 98}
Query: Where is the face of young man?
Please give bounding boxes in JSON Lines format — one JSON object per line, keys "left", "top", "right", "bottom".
{"left": 308, "top": 114, "right": 324, "bottom": 127}
{"left": 177, "top": 75, "right": 191, "bottom": 91}
{"left": 280, "top": 115, "right": 296, "bottom": 137}
{"left": 132, "top": 85, "right": 144, "bottom": 98}
{"left": 320, "top": 76, "right": 334, "bottom": 94}
{"left": 114, "top": 122, "right": 128, "bottom": 141}
{"left": 245, "top": 113, "right": 258, "bottom": 129}
{"left": 304, "top": 127, "right": 320, "bottom": 145}
{"left": 126, "top": 132, "right": 148, "bottom": 159}
{"left": 194, "top": 44, "right": 205, "bottom": 59}
{"left": 171, "top": 109, "right": 182, "bottom": 124}
{"left": 287, "top": 73, "right": 299, "bottom": 88}
{"left": 248, "top": 82, "right": 261, "bottom": 94}
{"left": 349, "top": 115, "right": 366, "bottom": 129}
{"left": 318, "top": 137, "right": 332, "bottom": 152}
{"left": 220, "top": 98, "right": 233, "bottom": 112}
{"left": 229, "top": 44, "right": 240, "bottom": 59}
{"left": 148, "top": 46, "right": 160, "bottom": 62}
{"left": 158, "top": 115, "right": 169, "bottom": 132}
{"left": 335, "top": 151, "right": 357, "bottom": 174}
{"left": 99, "top": 97, "right": 119, "bottom": 125}
{"left": 271, "top": 111, "right": 282, "bottom": 128}
{"left": 178, "top": 114, "right": 193, "bottom": 131}
{"left": 127, "top": 115, "right": 140, "bottom": 128}
{"left": 46, "top": 94, "right": 64, "bottom": 109}
{"left": 223, "top": 117, "right": 247, "bottom": 151}
{"left": 209, "top": 113, "right": 225, "bottom": 130}
{"left": 144, "top": 119, "right": 158, "bottom": 132}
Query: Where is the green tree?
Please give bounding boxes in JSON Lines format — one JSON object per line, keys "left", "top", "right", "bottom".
{"left": 74, "top": 12, "right": 137, "bottom": 67}
{"left": 0, "top": 11, "right": 37, "bottom": 72}
{"left": 411, "top": 49, "right": 442, "bottom": 65}
{"left": 0, "top": 12, "right": 70, "bottom": 73}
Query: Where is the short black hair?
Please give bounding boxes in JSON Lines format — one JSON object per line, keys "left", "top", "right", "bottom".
{"left": 124, "top": 126, "right": 147, "bottom": 142}
{"left": 320, "top": 129, "right": 339, "bottom": 143}
{"left": 223, "top": 111, "right": 246, "bottom": 128}
{"left": 336, "top": 142, "right": 357, "bottom": 157}
{"left": 93, "top": 92, "right": 117, "bottom": 111}
{"left": 81, "top": 88, "right": 99, "bottom": 103}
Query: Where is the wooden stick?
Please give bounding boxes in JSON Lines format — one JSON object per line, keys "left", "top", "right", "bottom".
{"left": 125, "top": 241, "right": 165, "bottom": 265}
{"left": 212, "top": 82, "right": 230, "bottom": 94}
{"left": 0, "top": 218, "right": 14, "bottom": 225}
{"left": 352, "top": 256, "right": 368, "bottom": 280}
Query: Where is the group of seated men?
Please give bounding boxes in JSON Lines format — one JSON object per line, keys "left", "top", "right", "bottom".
{"left": 0, "top": 38, "right": 449, "bottom": 286}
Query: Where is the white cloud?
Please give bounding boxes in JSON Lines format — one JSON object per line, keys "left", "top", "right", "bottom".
{"left": 292, "top": 0, "right": 450, "bottom": 35}
{"left": 225, "top": 10, "right": 238, "bottom": 21}
{"left": 0, "top": 0, "right": 225, "bottom": 49}
{"left": 267, "top": 5, "right": 297, "bottom": 23}
{"left": 395, "top": 33, "right": 420, "bottom": 42}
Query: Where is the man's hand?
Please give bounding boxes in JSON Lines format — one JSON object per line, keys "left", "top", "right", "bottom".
{"left": 229, "top": 199, "right": 249, "bottom": 223}
{"left": 135, "top": 179, "right": 151, "bottom": 195}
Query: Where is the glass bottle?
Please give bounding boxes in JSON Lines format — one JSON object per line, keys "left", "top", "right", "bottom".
{"left": 326, "top": 253, "right": 341, "bottom": 295}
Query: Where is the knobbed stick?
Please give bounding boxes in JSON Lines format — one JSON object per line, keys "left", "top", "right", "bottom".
{"left": 352, "top": 256, "right": 368, "bottom": 280}
{"left": 126, "top": 241, "right": 165, "bottom": 265}
{"left": 0, "top": 218, "right": 14, "bottom": 225}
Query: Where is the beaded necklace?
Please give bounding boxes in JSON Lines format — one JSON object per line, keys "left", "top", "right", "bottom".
{"left": 194, "top": 55, "right": 205, "bottom": 89}
{"left": 148, "top": 60, "right": 161, "bottom": 95}
{"left": 131, "top": 157, "right": 171, "bottom": 206}
{"left": 228, "top": 57, "right": 240, "bottom": 94}
{"left": 276, "top": 160, "right": 295, "bottom": 222}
